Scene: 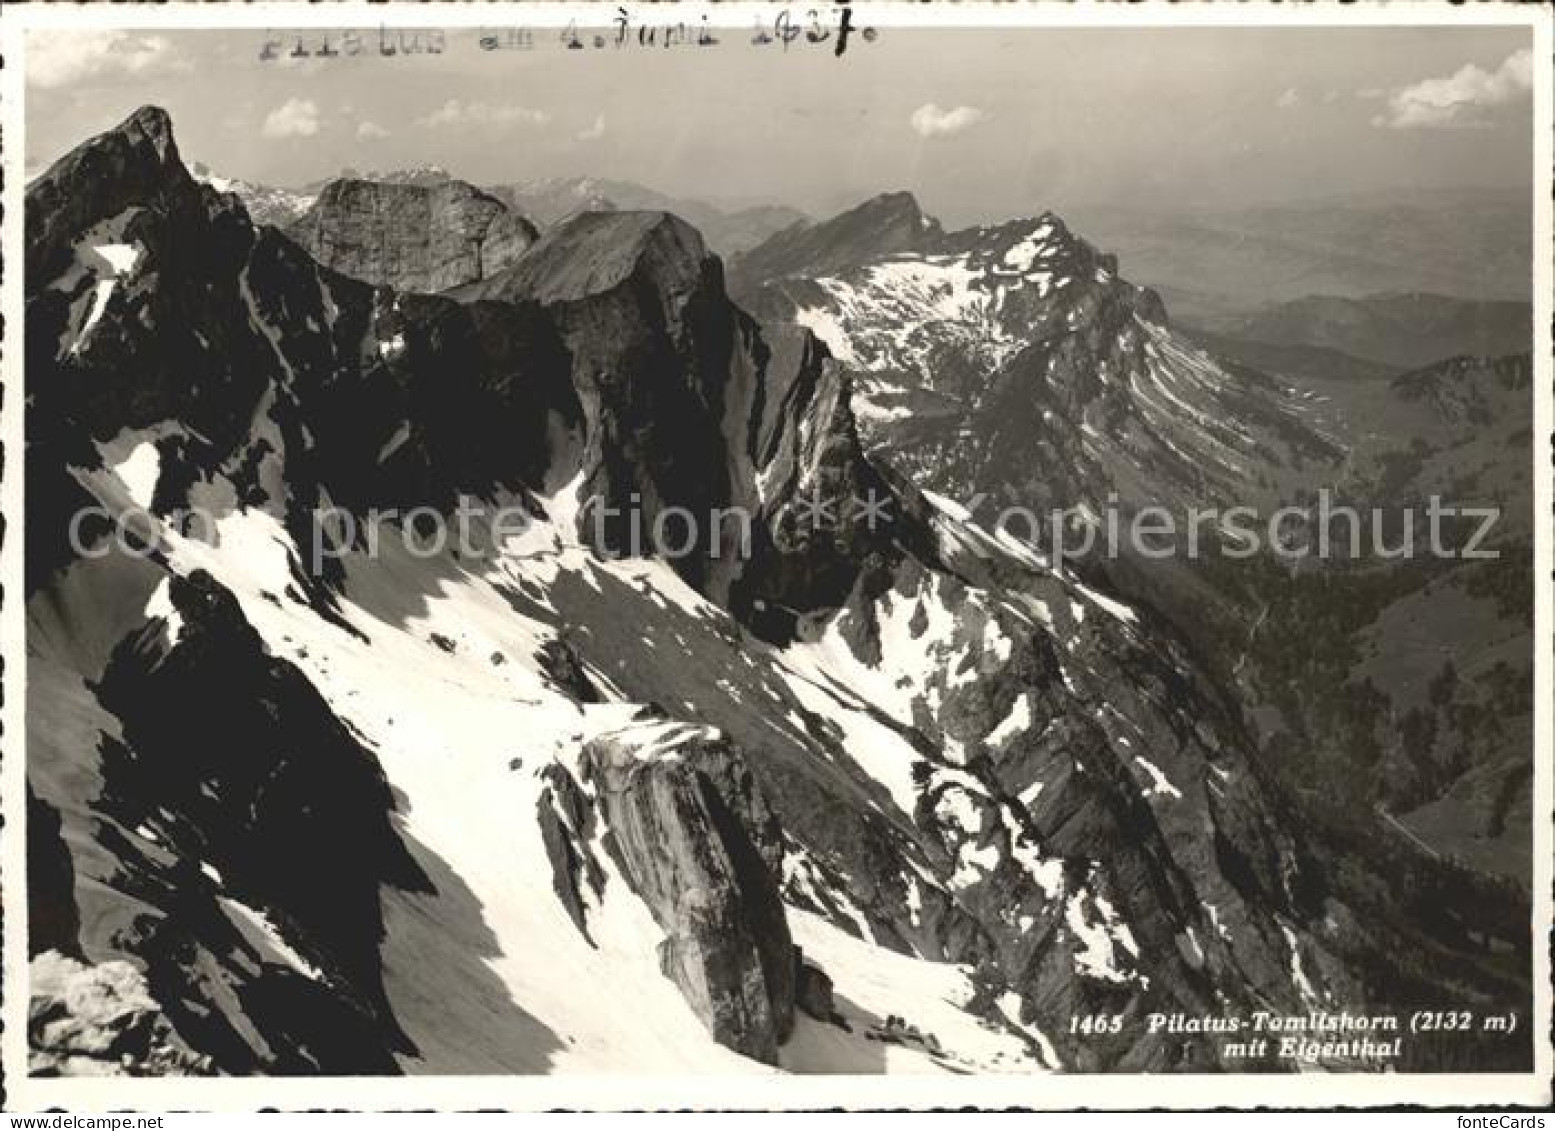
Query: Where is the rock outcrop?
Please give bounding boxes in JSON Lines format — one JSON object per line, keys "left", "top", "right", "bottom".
{"left": 536, "top": 763, "right": 608, "bottom": 943}
{"left": 794, "top": 954, "right": 835, "bottom": 1022}
{"left": 29, "top": 561, "right": 425, "bottom": 1073}
{"left": 29, "top": 952, "right": 213, "bottom": 1077}
{"left": 582, "top": 720, "right": 796, "bottom": 1064}
{"left": 286, "top": 178, "right": 538, "bottom": 293}
{"left": 456, "top": 211, "right": 778, "bottom": 597}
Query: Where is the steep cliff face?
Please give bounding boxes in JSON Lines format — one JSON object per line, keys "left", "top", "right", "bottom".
{"left": 286, "top": 177, "right": 539, "bottom": 293}
{"left": 456, "top": 211, "right": 779, "bottom": 599}
{"left": 96, "top": 569, "right": 429, "bottom": 1031}
{"left": 582, "top": 720, "right": 795, "bottom": 1064}
{"left": 30, "top": 563, "right": 424, "bottom": 1073}
{"left": 23, "top": 107, "right": 1531, "bottom": 1078}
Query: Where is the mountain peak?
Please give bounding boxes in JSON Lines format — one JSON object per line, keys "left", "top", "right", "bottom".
{"left": 857, "top": 188, "right": 923, "bottom": 213}
{"left": 728, "top": 191, "right": 941, "bottom": 291}
{"left": 845, "top": 190, "right": 938, "bottom": 233}
{"left": 462, "top": 210, "right": 711, "bottom": 306}
{"left": 121, "top": 105, "right": 179, "bottom": 163}
{"left": 25, "top": 104, "right": 199, "bottom": 284}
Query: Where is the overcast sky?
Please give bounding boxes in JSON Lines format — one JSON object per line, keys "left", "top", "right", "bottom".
{"left": 25, "top": 24, "right": 1536, "bottom": 225}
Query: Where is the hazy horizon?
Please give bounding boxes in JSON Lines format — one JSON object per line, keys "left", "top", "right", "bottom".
{"left": 26, "top": 25, "right": 1536, "bottom": 227}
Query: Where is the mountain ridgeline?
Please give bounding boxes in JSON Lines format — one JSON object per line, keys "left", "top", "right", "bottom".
{"left": 731, "top": 182, "right": 1535, "bottom": 878}
{"left": 23, "top": 108, "right": 1531, "bottom": 1077}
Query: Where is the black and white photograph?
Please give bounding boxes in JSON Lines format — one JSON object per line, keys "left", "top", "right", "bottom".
{"left": 2, "top": 2, "right": 1550, "bottom": 1112}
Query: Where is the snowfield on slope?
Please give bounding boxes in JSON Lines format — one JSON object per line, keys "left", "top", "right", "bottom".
{"left": 61, "top": 450, "right": 1054, "bottom": 1074}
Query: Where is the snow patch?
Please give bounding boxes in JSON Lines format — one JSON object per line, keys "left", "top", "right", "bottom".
{"left": 996, "top": 991, "right": 1061, "bottom": 1069}
{"left": 985, "top": 693, "right": 1032, "bottom": 750}
{"left": 69, "top": 242, "right": 143, "bottom": 353}
{"left": 998, "top": 809, "right": 1064, "bottom": 899}
{"left": 1064, "top": 887, "right": 1145, "bottom": 986}
{"left": 221, "top": 897, "right": 326, "bottom": 981}
{"left": 782, "top": 910, "right": 1045, "bottom": 1073}
{"left": 1282, "top": 923, "right": 1321, "bottom": 1005}
{"left": 1133, "top": 755, "right": 1182, "bottom": 800}
{"left": 143, "top": 578, "right": 184, "bottom": 647}
{"left": 95, "top": 243, "right": 142, "bottom": 275}
{"left": 112, "top": 442, "right": 162, "bottom": 510}
{"left": 1065, "top": 575, "right": 1139, "bottom": 626}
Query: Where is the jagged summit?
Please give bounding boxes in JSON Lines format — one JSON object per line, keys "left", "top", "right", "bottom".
{"left": 845, "top": 189, "right": 935, "bottom": 228}
{"left": 122, "top": 105, "right": 178, "bottom": 159}
{"left": 26, "top": 105, "right": 203, "bottom": 283}
{"left": 733, "top": 195, "right": 1173, "bottom": 460}
{"left": 51, "top": 104, "right": 183, "bottom": 177}
{"left": 729, "top": 190, "right": 943, "bottom": 290}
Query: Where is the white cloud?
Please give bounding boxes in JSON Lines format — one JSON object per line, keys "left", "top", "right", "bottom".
{"left": 417, "top": 99, "right": 551, "bottom": 129}
{"left": 909, "top": 103, "right": 986, "bottom": 139}
{"left": 263, "top": 98, "right": 322, "bottom": 140}
{"left": 577, "top": 114, "right": 607, "bottom": 141}
{"left": 1276, "top": 88, "right": 1301, "bottom": 110}
{"left": 1372, "top": 47, "right": 1533, "bottom": 130}
{"left": 357, "top": 120, "right": 391, "bottom": 141}
{"left": 264, "top": 52, "right": 328, "bottom": 75}
{"left": 27, "top": 29, "right": 190, "bottom": 88}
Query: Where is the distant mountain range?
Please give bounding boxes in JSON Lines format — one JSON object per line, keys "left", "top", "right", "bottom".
{"left": 193, "top": 160, "right": 1530, "bottom": 342}
{"left": 192, "top": 162, "right": 807, "bottom": 259}
{"left": 1194, "top": 292, "right": 1533, "bottom": 372}
{"left": 1068, "top": 188, "right": 1531, "bottom": 322}
{"left": 485, "top": 176, "right": 809, "bottom": 258}
{"left": 190, "top": 162, "right": 319, "bottom": 228}
{"left": 1176, "top": 329, "right": 1403, "bottom": 384}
